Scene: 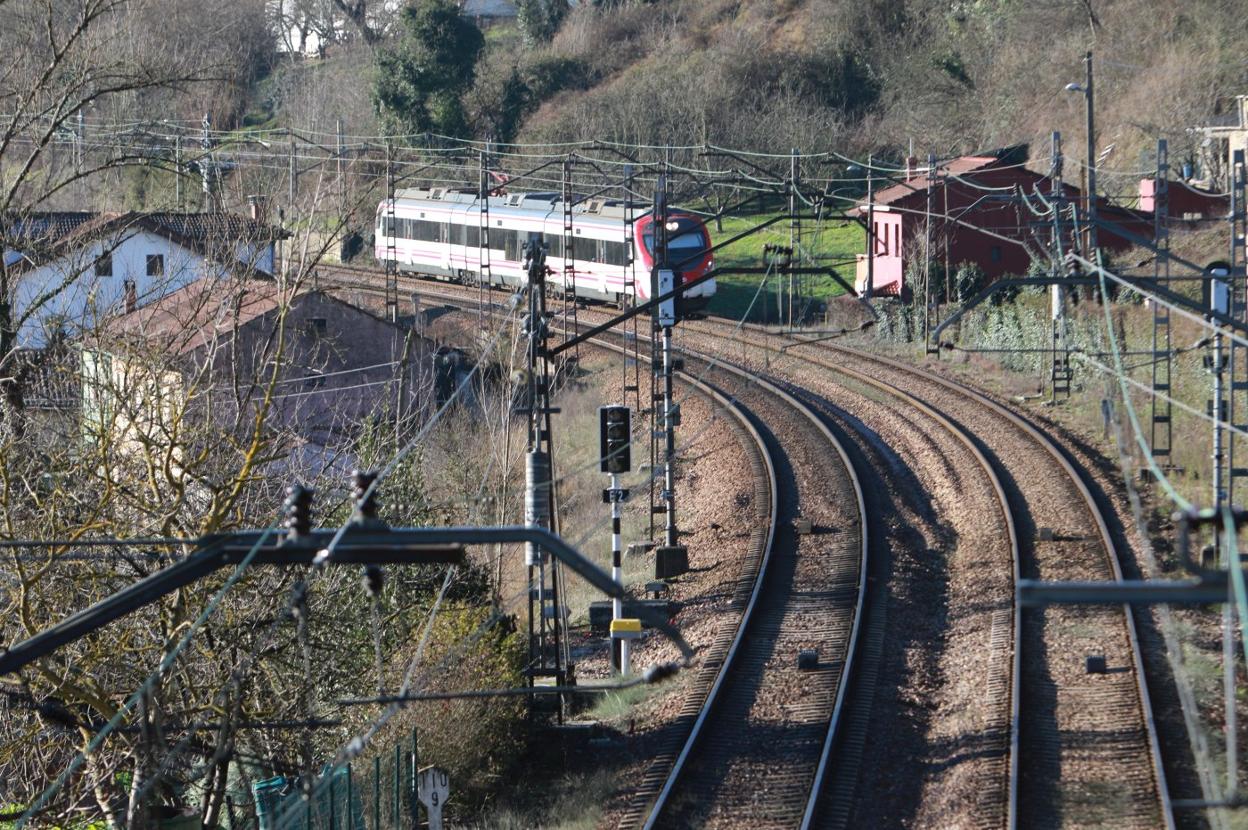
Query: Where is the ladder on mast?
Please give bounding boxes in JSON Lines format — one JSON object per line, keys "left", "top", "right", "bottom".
{"left": 1150, "top": 139, "right": 1173, "bottom": 462}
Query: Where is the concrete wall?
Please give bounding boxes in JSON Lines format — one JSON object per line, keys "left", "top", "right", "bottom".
{"left": 199, "top": 293, "right": 433, "bottom": 450}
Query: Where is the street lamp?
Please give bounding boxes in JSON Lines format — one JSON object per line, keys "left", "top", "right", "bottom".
{"left": 1065, "top": 52, "right": 1098, "bottom": 260}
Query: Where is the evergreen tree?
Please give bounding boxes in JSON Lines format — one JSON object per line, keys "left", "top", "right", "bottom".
{"left": 374, "top": 0, "right": 485, "bottom": 138}
{"left": 516, "top": 0, "right": 567, "bottom": 46}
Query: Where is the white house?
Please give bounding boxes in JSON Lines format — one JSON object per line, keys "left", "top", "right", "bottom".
{"left": 4, "top": 211, "right": 286, "bottom": 347}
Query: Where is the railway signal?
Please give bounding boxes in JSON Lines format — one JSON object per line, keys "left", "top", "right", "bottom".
{"left": 600, "top": 404, "right": 633, "bottom": 673}
{"left": 600, "top": 404, "right": 632, "bottom": 474}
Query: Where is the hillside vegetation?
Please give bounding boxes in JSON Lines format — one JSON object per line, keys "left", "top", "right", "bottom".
{"left": 264, "top": 0, "right": 1247, "bottom": 184}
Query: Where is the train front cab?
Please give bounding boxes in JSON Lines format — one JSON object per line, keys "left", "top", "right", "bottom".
{"left": 635, "top": 212, "right": 716, "bottom": 316}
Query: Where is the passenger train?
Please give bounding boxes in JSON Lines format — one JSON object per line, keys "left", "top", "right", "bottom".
{"left": 373, "top": 188, "right": 717, "bottom": 311}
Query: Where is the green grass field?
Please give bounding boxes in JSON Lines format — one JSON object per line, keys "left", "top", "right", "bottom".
{"left": 703, "top": 214, "right": 864, "bottom": 322}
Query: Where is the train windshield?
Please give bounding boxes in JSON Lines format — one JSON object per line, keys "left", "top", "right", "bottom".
{"left": 643, "top": 218, "right": 708, "bottom": 261}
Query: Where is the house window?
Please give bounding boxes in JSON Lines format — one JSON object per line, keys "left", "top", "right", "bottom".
{"left": 95, "top": 254, "right": 112, "bottom": 277}
{"left": 894, "top": 225, "right": 900, "bottom": 258}
{"left": 146, "top": 254, "right": 164, "bottom": 277}
{"left": 307, "top": 317, "right": 327, "bottom": 336}
{"left": 990, "top": 246, "right": 1002, "bottom": 263}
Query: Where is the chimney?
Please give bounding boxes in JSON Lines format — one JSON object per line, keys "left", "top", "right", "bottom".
{"left": 248, "top": 194, "right": 267, "bottom": 222}
{"left": 123, "top": 280, "right": 137, "bottom": 313}
{"left": 905, "top": 156, "right": 918, "bottom": 181}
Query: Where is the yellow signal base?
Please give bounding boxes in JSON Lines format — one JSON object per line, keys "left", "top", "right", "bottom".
{"left": 610, "top": 618, "right": 642, "bottom": 639}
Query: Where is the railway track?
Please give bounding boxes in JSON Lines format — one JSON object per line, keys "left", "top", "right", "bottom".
{"left": 315, "top": 266, "right": 1171, "bottom": 827}
{"left": 620, "top": 347, "right": 868, "bottom": 830}
{"left": 314, "top": 270, "right": 873, "bottom": 828}
{"left": 680, "top": 318, "right": 1174, "bottom": 828}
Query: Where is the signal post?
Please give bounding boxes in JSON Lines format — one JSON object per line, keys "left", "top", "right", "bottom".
{"left": 651, "top": 178, "right": 689, "bottom": 580}
{"left": 601, "top": 404, "right": 638, "bottom": 674}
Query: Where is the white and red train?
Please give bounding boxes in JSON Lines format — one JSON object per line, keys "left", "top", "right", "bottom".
{"left": 373, "top": 188, "right": 716, "bottom": 310}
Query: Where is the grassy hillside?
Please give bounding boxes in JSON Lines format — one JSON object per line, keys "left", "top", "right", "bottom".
{"left": 266, "top": 0, "right": 1248, "bottom": 202}
{"left": 706, "top": 215, "right": 863, "bottom": 320}
{"left": 472, "top": 0, "right": 1244, "bottom": 198}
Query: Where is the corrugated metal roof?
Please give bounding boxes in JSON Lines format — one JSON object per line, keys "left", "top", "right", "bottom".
{"left": 865, "top": 156, "right": 1000, "bottom": 207}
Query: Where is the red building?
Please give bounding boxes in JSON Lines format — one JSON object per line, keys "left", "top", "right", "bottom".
{"left": 1138, "top": 177, "right": 1228, "bottom": 223}
{"left": 856, "top": 153, "right": 1152, "bottom": 297}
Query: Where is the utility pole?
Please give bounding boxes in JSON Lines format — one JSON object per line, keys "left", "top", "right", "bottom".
{"left": 522, "top": 240, "right": 569, "bottom": 717}
{"left": 1084, "top": 51, "right": 1099, "bottom": 262}
{"left": 479, "top": 142, "right": 494, "bottom": 334}
{"left": 600, "top": 405, "right": 633, "bottom": 675}
{"left": 788, "top": 148, "right": 798, "bottom": 328}
{"left": 384, "top": 141, "right": 397, "bottom": 323}
{"left": 1151, "top": 138, "right": 1173, "bottom": 462}
{"left": 924, "top": 152, "right": 936, "bottom": 349}
{"left": 865, "top": 155, "right": 875, "bottom": 299}
{"left": 623, "top": 163, "right": 641, "bottom": 413}
{"left": 1225, "top": 149, "right": 1248, "bottom": 514}
{"left": 1050, "top": 131, "right": 1072, "bottom": 402}
{"left": 336, "top": 117, "right": 345, "bottom": 219}
{"left": 200, "top": 113, "right": 214, "bottom": 208}
{"left": 174, "top": 134, "right": 182, "bottom": 210}
{"left": 652, "top": 178, "right": 687, "bottom": 579}
{"left": 74, "top": 110, "right": 83, "bottom": 178}
{"left": 1219, "top": 153, "right": 1244, "bottom": 797}
{"left": 288, "top": 133, "right": 297, "bottom": 210}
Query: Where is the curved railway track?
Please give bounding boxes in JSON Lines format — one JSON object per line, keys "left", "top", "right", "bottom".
{"left": 623, "top": 348, "right": 868, "bottom": 830}
{"left": 680, "top": 319, "right": 1175, "bottom": 829}
{"left": 315, "top": 269, "right": 872, "bottom": 828}
{"left": 315, "top": 265, "right": 1171, "bottom": 828}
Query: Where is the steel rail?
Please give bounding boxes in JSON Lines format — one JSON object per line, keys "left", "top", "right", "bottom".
{"left": 685, "top": 319, "right": 1020, "bottom": 827}
{"left": 785, "top": 355, "right": 1022, "bottom": 829}
{"left": 823, "top": 341, "right": 1173, "bottom": 828}
{"left": 683, "top": 315, "right": 1172, "bottom": 827}
{"left": 720, "top": 314, "right": 1169, "bottom": 828}
{"left": 821, "top": 344, "right": 1174, "bottom": 830}
{"left": 582, "top": 331, "right": 866, "bottom": 830}
{"left": 339, "top": 275, "right": 873, "bottom": 829}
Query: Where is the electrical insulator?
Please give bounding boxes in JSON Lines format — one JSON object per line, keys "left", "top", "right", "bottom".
{"left": 1063, "top": 252, "right": 1082, "bottom": 278}
{"left": 363, "top": 564, "right": 384, "bottom": 596}
{"left": 291, "top": 580, "right": 309, "bottom": 621}
{"left": 599, "top": 405, "right": 632, "bottom": 474}
{"left": 284, "top": 484, "right": 313, "bottom": 539}
{"left": 352, "top": 470, "right": 379, "bottom": 520}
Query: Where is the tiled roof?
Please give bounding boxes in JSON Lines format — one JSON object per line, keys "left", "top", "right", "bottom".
{"left": 104, "top": 278, "right": 287, "bottom": 355}
{"left": 2, "top": 211, "right": 287, "bottom": 274}
{"left": 142, "top": 212, "right": 286, "bottom": 243}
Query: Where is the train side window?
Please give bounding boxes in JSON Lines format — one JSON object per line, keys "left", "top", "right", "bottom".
{"left": 602, "top": 240, "right": 627, "bottom": 266}
{"left": 504, "top": 230, "right": 521, "bottom": 261}
{"left": 466, "top": 225, "right": 480, "bottom": 248}
{"left": 574, "top": 236, "right": 598, "bottom": 263}
{"left": 543, "top": 234, "right": 564, "bottom": 258}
